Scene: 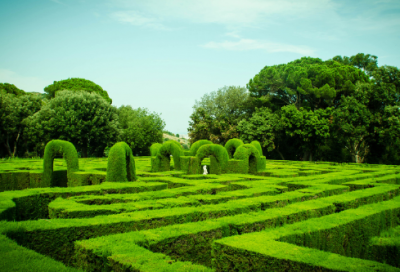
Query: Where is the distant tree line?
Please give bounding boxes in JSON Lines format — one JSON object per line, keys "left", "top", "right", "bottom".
{"left": 188, "top": 53, "right": 400, "bottom": 164}
{"left": 0, "top": 78, "right": 165, "bottom": 158}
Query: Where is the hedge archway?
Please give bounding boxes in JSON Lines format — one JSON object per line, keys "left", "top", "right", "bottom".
{"left": 195, "top": 144, "right": 229, "bottom": 175}
{"left": 43, "top": 140, "right": 79, "bottom": 187}
{"left": 233, "top": 144, "right": 260, "bottom": 174}
{"left": 106, "top": 142, "right": 136, "bottom": 182}
{"left": 155, "top": 141, "right": 184, "bottom": 171}
{"left": 224, "top": 138, "right": 244, "bottom": 158}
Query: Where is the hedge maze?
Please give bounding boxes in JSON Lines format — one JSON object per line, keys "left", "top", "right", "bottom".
{"left": 1, "top": 139, "right": 400, "bottom": 271}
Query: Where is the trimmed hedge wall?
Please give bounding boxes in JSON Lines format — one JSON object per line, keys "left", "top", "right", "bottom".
{"left": 43, "top": 140, "right": 79, "bottom": 187}
{"left": 106, "top": 142, "right": 137, "bottom": 182}
{"left": 250, "top": 140, "right": 263, "bottom": 156}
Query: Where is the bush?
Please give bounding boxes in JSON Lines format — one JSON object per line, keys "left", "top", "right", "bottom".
{"left": 106, "top": 142, "right": 136, "bottom": 182}
{"left": 150, "top": 143, "right": 163, "bottom": 157}
{"left": 43, "top": 140, "right": 79, "bottom": 187}
{"left": 225, "top": 138, "right": 244, "bottom": 158}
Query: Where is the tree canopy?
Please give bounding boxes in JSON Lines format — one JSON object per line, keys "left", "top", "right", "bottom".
{"left": 44, "top": 78, "right": 112, "bottom": 104}
{"left": 24, "top": 90, "right": 119, "bottom": 157}
{"left": 117, "top": 105, "right": 165, "bottom": 156}
{"left": 188, "top": 86, "right": 248, "bottom": 145}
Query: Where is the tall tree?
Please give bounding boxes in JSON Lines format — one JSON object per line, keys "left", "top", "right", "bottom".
{"left": 247, "top": 57, "right": 369, "bottom": 111}
{"left": 117, "top": 106, "right": 165, "bottom": 156}
{"left": 188, "top": 86, "right": 248, "bottom": 145}
{"left": 44, "top": 78, "right": 112, "bottom": 104}
{"left": 0, "top": 91, "right": 42, "bottom": 157}
{"left": 25, "top": 90, "right": 119, "bottom": 157}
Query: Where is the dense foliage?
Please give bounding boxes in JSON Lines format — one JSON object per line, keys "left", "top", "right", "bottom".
{"left": 189, "top": 53, "right": 400, "bottom": 164}
{"left": 188, "top": 86, "right": 248, "bottom": 145}
{"left": 1, "top": 78, "right": 165, "bottom": 158}
{"left": 117, "top": 106, "right": 165, "bottom": 156}
{"left": 24, "top": 90, "right": 119, "bottom": 158}
{"left": 44, "top": 78, "right": 112, "bottom": 104}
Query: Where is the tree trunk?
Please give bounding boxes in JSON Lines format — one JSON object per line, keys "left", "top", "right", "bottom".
{"left": 5, "top": 135, "right": 12, "bottom": 157}
{"left": 275, "top": 146, "right": 285, "bottom": 160}
{"left": 12, "top": 129, "right": 21, "bottom": 157}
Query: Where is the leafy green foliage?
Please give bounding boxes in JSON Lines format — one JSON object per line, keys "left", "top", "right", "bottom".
{"left": 224, "top": 138, "right": 244, "bottom": 159}
{"left": 0, "top": 83, "right": 25, "bottom": 96}
{"left": 188, "top": 86, "right": 248, "bottom": 145}
{"left": 118, "top": 106, "right": 165, "bottom": 156}
{"left": 44, "top": 78, "right": 112, "bottom": 104}
{"left": 24, "top": 90, "right": 119, "bottom": 157}
{"left": 150, "top": 143, "right": 163, "bottom": 157}
{"left": 0, "top": 91, "right": 42, "bottom": 157}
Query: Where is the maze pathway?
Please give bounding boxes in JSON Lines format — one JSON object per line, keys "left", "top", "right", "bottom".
{"left": 0, "top": 160, "right": 400, "bottom": 271}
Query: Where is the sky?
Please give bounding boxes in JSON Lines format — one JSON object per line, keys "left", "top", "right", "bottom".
{"left": 1, "top": 0, "right": 400, "bottom": 136}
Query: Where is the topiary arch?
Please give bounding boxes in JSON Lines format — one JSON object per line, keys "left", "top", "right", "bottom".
{"left": 150, "top": 143, "right": 163, "bottom": 157}
{"left": 224, "top": 138, "right": 244, "bottom": 158}
{"left": 43, "top": 140, "right": 79, "bottom": 187}
{"left": 195, "top": 144, "right": 229, "bottom": 175}
{"left": 186, "top": 140, "right": 213, "bottom": 156}
{"left": 106, "top": 142, "right": 137, "bottom": 182}
{"left": 154, "top": 141, "right": 184, "bottom": 171}
{"left": 233, "top": 144, "right": 261, "bottom": 174}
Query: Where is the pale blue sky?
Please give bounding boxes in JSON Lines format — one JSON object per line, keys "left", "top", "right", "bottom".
{"left": 1, "top": 0, "right": 399, "bottom": 135}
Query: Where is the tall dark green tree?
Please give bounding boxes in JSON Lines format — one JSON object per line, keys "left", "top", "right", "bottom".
{"left": 0, "top": 90, "right": 42, "bottom": 157}
{"left": 44, "top": 78, "right": 112, "bottom": 104}
{"left": 25, "top": 90, "right": 119, "bottom": 157}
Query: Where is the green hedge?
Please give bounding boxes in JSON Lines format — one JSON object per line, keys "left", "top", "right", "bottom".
{"left": 149, "top": 143, "right": 162, "bottom": 156}
{"left": 233, "top": 144, "right": 260, "bottom": 174}
{"left": 153, "top": 141, "right": 184, "bottom": 171}
{"left": 224, "top": 138, "right": 244, "bottom": 158}
{"left": 196, "top": 144, "right": 229, "bottom": 175}
{"left": 250, "top": 140, "right": 263, "bottom": 156}
{"left": 43, "top": 140, "right": 79, "bottom": 187}
{"left": 212, "top": 195, "right": 400, "bottom": 272}
{"left": 187, "top": 140, "right": 213, "bottom": 156}
{"left": 106, "top": 142, "right": 137, "bottom": 182}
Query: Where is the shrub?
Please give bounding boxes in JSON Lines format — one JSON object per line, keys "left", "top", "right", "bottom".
{"left": 43, "top": 140, "right": 79, "bottom": 187}
{"left": 224, "top": 138, "right": 244, "bottom": 158}
{"left": 196, "top": 144, "right": 229, "bottom": 174}
{"left": 250, "top": 140, "right": 263, "bottom": 156}
{"left": 150, "top": 143, "right": 163, "bottom": 157}
{"left": 156, "top": 141, "right": 184, "bottom": 171}
{"left": 187, "top": 140, "right": 213, "bottom": 156}
{"left": 106, "top": 142, "right": 136, "bottom": 182}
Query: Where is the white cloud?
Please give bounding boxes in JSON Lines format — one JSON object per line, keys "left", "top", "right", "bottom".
{"left": 111, "top": 0, "right": 335, "bottom": 27}
{"left": 202, "top": 38, "right": 314, "bottom": 55}
{"left": 0, "top": 69, "right": 50, "bottom": 93}
{"left": 110, "top": 11, "right": 170, "bottom": 30}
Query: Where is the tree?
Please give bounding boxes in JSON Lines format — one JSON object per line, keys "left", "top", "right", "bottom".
{"left": 24, "top": 90, "right": 119, "bottom": 157}
{"left": 333, "top": 83, "right": 372, "bottom": 163}
{"left": 117, "top": 106, "right": 165, "bottom": 156}
{"left": 237, "top": 107, "right": 282, "bottom": 158}
{"left": 247, "top": 56, "right": 369, "bottom": 111}
{"left": 0, "top": 83, "right": 25, "bottom": 96}
{"left": 188, "top": 86, "right": 248, "bottom": 145}
{"left": 279, "top": 105, "right": 331, "bottom": 161}
{"left": 0, "top": 91, "right": 42, "bottom": 157}
{"left": 44, "top": 78, "right": 112, "bottom": 104}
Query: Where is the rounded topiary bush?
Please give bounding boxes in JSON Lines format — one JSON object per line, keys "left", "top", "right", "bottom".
{"left": 106, "top": 142, "right": 136, "bottom": 182}
{"left": 225, "top": 138, "right": 244, "bottom": 158}
{"left": 43, "top": 140, "right": 79, "bottom": 187}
